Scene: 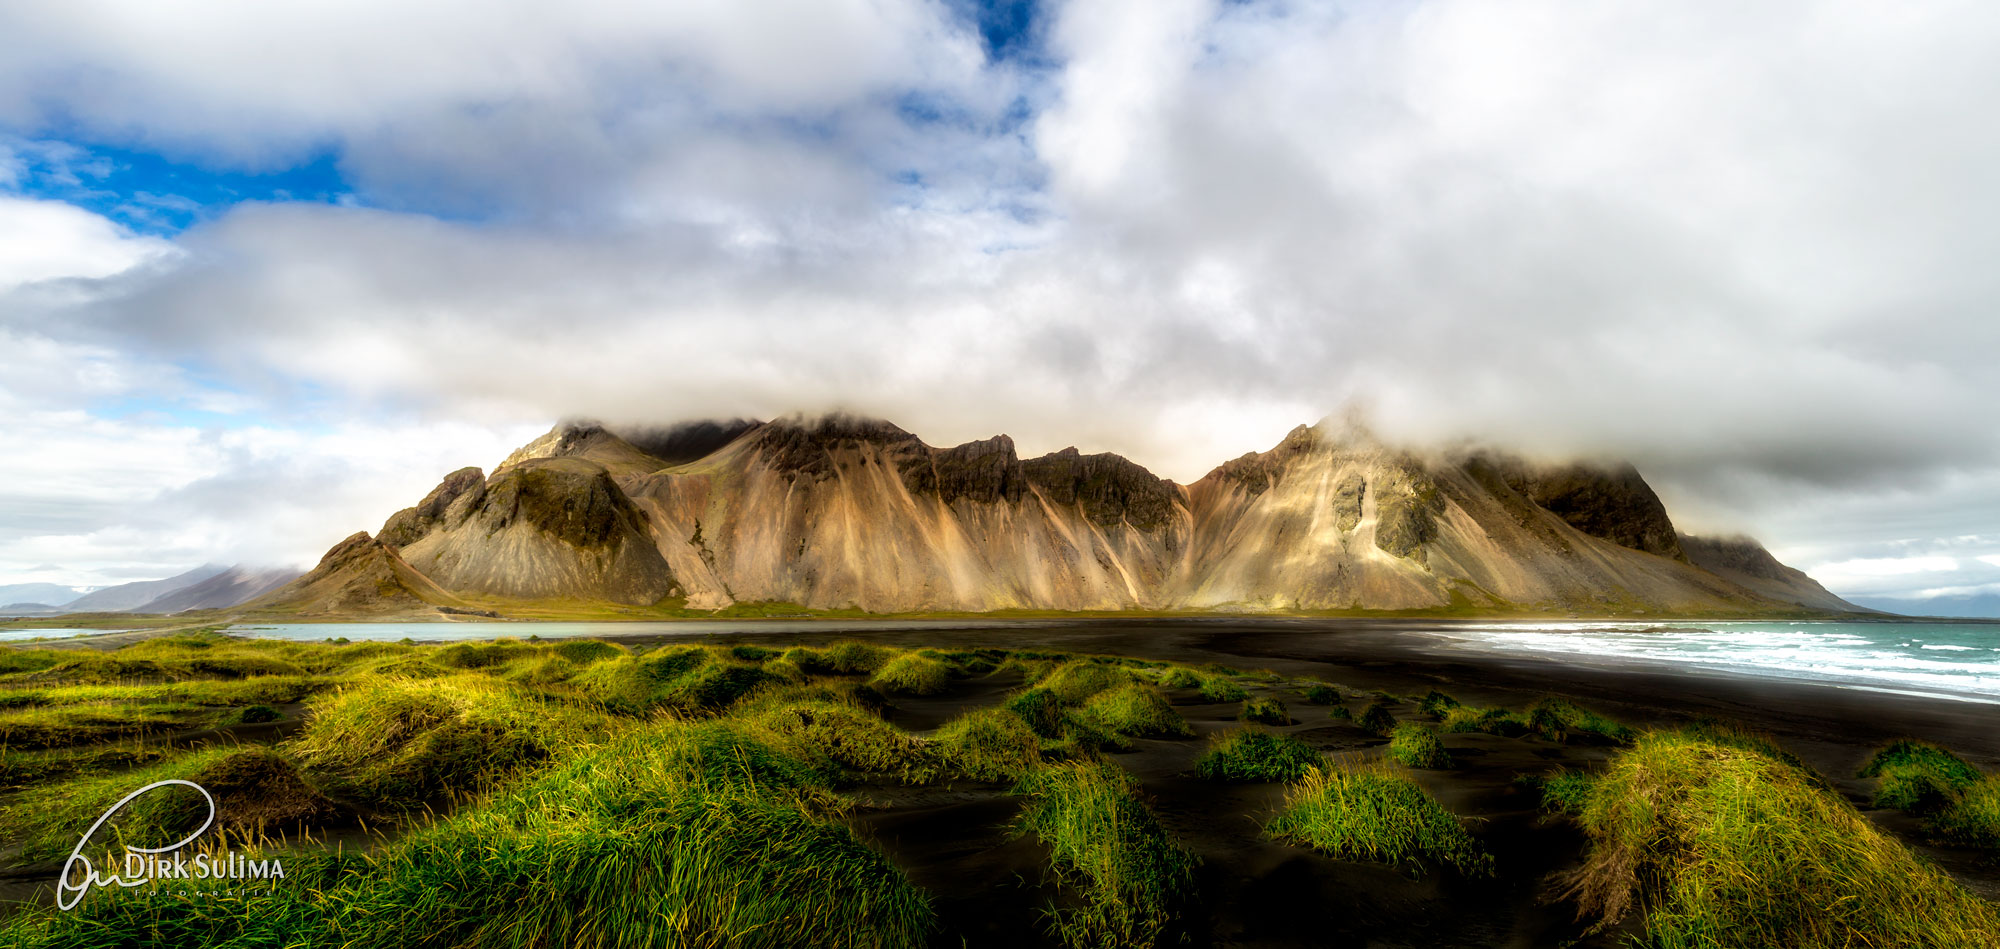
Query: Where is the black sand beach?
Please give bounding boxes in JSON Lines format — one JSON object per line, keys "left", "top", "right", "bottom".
{"left": 573, "top": 618, "right": 2000, "bottom": 947}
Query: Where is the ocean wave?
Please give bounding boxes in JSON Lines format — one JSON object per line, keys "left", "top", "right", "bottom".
{"left": 1426, "top": 621, "right": 2000, "bottom": 702}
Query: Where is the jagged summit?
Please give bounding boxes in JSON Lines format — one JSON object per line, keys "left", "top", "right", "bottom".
{"left": 252, "top": 413, "right": 1862, "bottom": 616}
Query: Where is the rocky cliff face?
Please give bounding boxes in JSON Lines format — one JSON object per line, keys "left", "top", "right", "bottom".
{"left": 248, "top": 533, "right": 465, "bottom": 616}
{"left": 260, "top": 413, "right": 1860, "bottom": 616}
{"left": 386, "top": 458, "right": 680, "bottom": 605}
{"left": 1681, "top": 534, "right": 1862, "bottom": 613}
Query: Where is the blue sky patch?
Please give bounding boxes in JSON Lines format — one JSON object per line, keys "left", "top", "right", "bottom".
{"left": 3, "top": 137, "right": 352, "bottom": 235}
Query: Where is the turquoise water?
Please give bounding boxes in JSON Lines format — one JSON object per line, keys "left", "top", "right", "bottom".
{"left": 0, "top": 628, "right": 128, "bottom": 642}
{"left": 1425, "top": 621, "right": 2000, "bottom": 704}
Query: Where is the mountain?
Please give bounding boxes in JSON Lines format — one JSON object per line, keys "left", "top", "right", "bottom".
{"left": 1678, "top": 535, "right": 1867, "bottom": 614}
{"left": 61, "top": 565, "right": 229, "bottom": 612}
{"left": 1848, "top": 593, "right": 2000, "bottom": 619}
{"left": 0, "top": 582, "right": 86, "bottom": 607}
{"left": 252, "top": 414, "right": 1864, "bottom": 617}
{"left": 133, "top": 566, "right": 304, "bottom": 613}
{"left": 1, "top": 603, "right": 63, "bottom": 616}
{"left": 245, "top": 533, "right": 469, "bottom": 616}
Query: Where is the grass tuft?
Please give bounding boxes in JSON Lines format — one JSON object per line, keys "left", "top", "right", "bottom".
{"left": 1079, "top": 683, "right": 1193, "bottom": 739}
{"left": 1357, "top": 701, "right": 1397, "bottom": 737}
{"left": 1386, "top": 722, "right": 1452, "bottom": 769}
{"left": 1240, "top": 697, "right": 1290, "bottom": 726}
{"left": 1418, "top": 690, "right": 1460, "bottom": 719}
{"left": 1197, "top": 675, "right": 1248, "bottom": 703}
{"left": 1037, "top": 660, "right": 1128, "bottom": 704}
{"left": 1302, "top": 683, "right": 1342, "bottom": 705}
{"left": 1265, "top": 762, "right": 1493, "bottom": 877}
{"left": 1012, "top": 761, "right": 1198, "bottom": 949}
{"left": 933, "top": 708, "right": 1042, "bottom": 782}
{"left": 1193, "top": 727, "right": 1321, "bottom": 783}
{"left": 870, "top": 652, "right": 952, "bottom": 696}
{"left": 1559, "top": 730, "right": 2000, "bottom": 947}
{"left": 285, "top": 674, "right": 608, "bottom": 809}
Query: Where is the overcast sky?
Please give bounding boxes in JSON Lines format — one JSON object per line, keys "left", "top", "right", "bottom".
{"left": 1, "top": 0, "right": 1997, "bottom": 606}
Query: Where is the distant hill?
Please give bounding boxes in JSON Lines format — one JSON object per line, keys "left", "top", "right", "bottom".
{"left": 1, "top": 603, "right": 63, "bottom": 615}
{"left": 61, "top": 565, "right": 228, "bottom": 612}
{"left": 0, "top": 583, "right": 85, "bottom": 607}
{"left": 1850, "top": 593, "right": 2000, "bottom": 619}
{"left": 134, "top": 566, "right": 303, "bottom": 613}
{"left": 250, "top": 413, "right": 1865, "bottom": 618}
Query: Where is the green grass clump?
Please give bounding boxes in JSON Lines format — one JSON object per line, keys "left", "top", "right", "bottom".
{"left": 1437, "top": 699, "right": 1632, "bottom": 745}
{"left": 1012, "top": 761, "right": 1198, "bottom": 949}
{"left": 1037, "top": 660, "right": 1128, "bottom": 704}
{"left": 1929, "top": 776, "right": 2000, "bottom": 849}
{"left": 1007, "top": 687, "right": 1066, "bottom": 738}
{"left": 1302, "top": 683, "right": 1342, "bottom": 705}
{"left": 1240, "top": 697, "right": 1289, "bottom": 725}
{"left": 1327, "top": 705, "right": 1352, "bottom": 721}
{"left": 871, "top": 652, "right": 952, "bottom": 695}
{"left": 1386, "top": 723, "right": 1452, "bottom": 769}
{"left": 1861, "top": 740, "right": 1984, "bottom": 813}
{"left": 0, "top": 703, "right": 219, "bottom": 749}
{"left": 10, "top": 719, "right": 933, "bottom": 949}
{"left": 550, "top": 638, "right": 626, "bottom": 665}
{"left": 4, "top": 633, "right": 309, "bottom": 685}
{"left": 1439, "top": 704, "right": 1527, "bottom": 737}
{"left": 285, "top": 675, "right": 609, "bottom": 809}
{"left": 1559, "top": 731, "right": 2000, "bottom": 947}
{"left": 1265, "top": 763, "right": 1493, "bottom": 878}
{"left": 1357, "top": 701, "right": 1396, "bottom": 736}
{"left": 1418, "top": 690, "right": 1460, "bottom": 718}
{"left": 0, "top": 742, "right": 172, "bottom": 789}
{"left": 1079, "top": 683, "right": 1193, "bottom": 739}
{"left": 1525, "top": 699, "right": 1633, "bottom": 745}
{"left": 1859, "top": 740, "right": 2000, "bottom": 850}
{"left": 1198, "top": 675, "right": 1248, "bottom": 703}
{"left": 1193, "top": 728, "right": 1322, "bottom": 783}
{"left": 1537, "top": 770, "right": 1597, "bottom": 815}
{"left": 0, "top": 746, "right": 342, "bottom": 860}
{"left": 739, "top": 687, "right": 939, "bottom": 783}
{"left": 1156, "top": 666, "right": 1203, "bottom": 690}
{"left": 567, "top": 648, "right": 776, "bottom": 713}
{"left": 933, "top": 708, "right": 1042, "bottom": 782}
{"left": 433, "top": 640, "right": 543, "bottom": 670}
{"left": 822, "top": 641, "right": 893, "bottom": 674}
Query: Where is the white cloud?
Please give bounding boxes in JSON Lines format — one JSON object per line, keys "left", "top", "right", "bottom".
{"left": 3, "top": 1, "right": 2000, "bottom": 593}
{"left": 0, "top": 196, "right": 175, "bottom": 290}
{"left": 0, "top": 0, "right": 986, "bottom": 163}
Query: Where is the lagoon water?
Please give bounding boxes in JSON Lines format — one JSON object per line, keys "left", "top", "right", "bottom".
{"left": 208, "top": 617, "right": 2000, "bottom": 705}
{"left": 0, "top": 628, "right": 127, "bottom": 642}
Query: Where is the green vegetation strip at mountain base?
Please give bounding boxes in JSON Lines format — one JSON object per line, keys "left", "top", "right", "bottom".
{"left": 1562, "top": 730, "right": 2000, "bottom": 948}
